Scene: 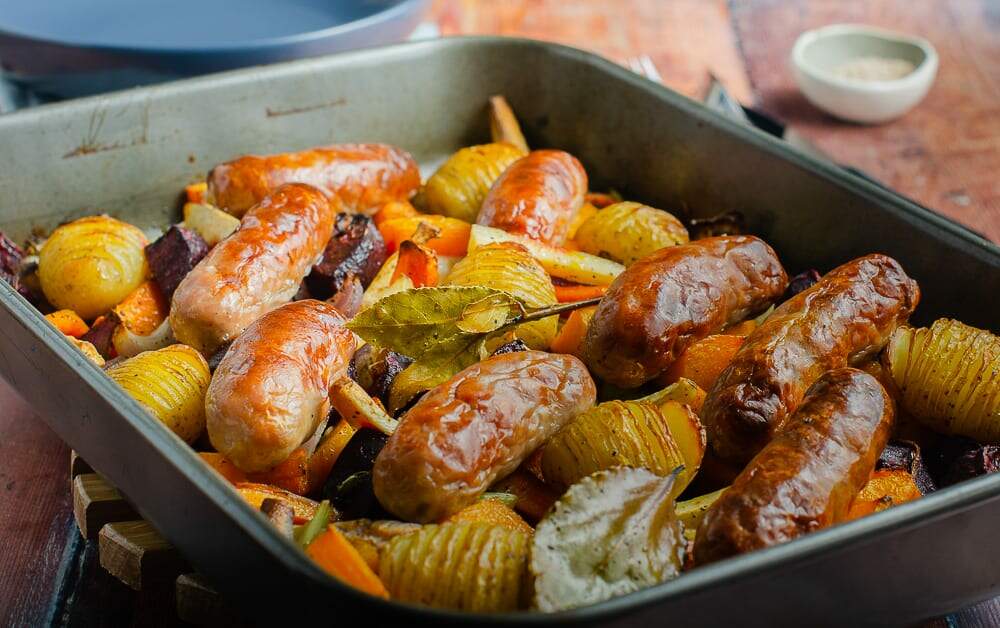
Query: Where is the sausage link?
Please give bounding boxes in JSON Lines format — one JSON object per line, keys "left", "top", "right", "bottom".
{"left": 581, "top": 235, "right": 787, "bottom": 388}
{"left": 208, "top": 143, "right": 420, "bottom": 217}
{"left": 475, "top": 149, "right": 587, "bottom": 245}
{"left": 206, "top": 300, "right": 355, "bottom": 472}
{"left": 373, "top": 350, "right": 596, "bottom": 522}
{"left": 693, "top": 368, "right": 894, "bottom": 564}
{"left": 170, "top": 183, "right": 335, "bottom": 355}
{"left": 703, "top": 254, "right": 918, "bottom": 464}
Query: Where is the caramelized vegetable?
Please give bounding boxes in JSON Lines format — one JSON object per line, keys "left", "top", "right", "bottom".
{"left": 307, "top": 418, "right": 357, "bottom": 492}
{"left": 549, "top": 306, "right": 596, "bottom": 356}
{"left": 306, "top": 525, "right": 389, "bottom": 598}
{"left": 373, "top": 200, "right": 419, "bottom": 227}
{"left": 106, "top": 344, "right": 210, "bottom": 443}
{"left": 378, "top": 215, "right": 471, "bottom": 257}
{"left": 574, "top": 202, "right": 688, "bottom": 265}
{"left": 235, "top": 483, "right": 324, "bottom": 524}
{"left": 444, "top": 498, "right": 533, "bottom": 535}
{"left": 379, "top": 522, "right": 530, "bottom": 611}
{"left": 110, "top": 280, "right": 172, "bottom": 358}
{"left": 306, "top": 213, "right": 387, "bottom": 299}
{"left": 445, "top": 243, "right": 557, "bottom": 349}
{"left": 423, "top": 143, "right": 526, "bottom": 222}
{"left": 489, "top": 468, "right": 560, "bottom": 524}
{"left": 488, "top": 95, "right": 529, "bottom": 153}
{"left": 39, "top": 216, "right": 148, "bottom": 320}
{"left": 883, "top": 319, "right": 1000, "bottom": 443}
{"left": 846, "top": 470, "right": 922, "bottom": 520}
{"left": 660, "top": 334, "right": 745, "bottom": 392}
{"left": 45, "top": 309, "right": 89, "bottom": 338}
{"left": 144, "top": 226, "right": 208, "bottom": 299}
{"left": 182, "top": 202, "right": 239, "bottom": 246}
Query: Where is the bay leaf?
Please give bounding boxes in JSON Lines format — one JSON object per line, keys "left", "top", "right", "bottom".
{"left": 386, "top": 335, "right": 487, "bottom": 413}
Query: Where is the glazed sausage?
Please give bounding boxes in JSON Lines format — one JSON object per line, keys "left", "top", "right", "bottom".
{"left": 205, "top": 300, "right": 355, "bottom": 472}
{"left": 703, "top": 254, "right": 919, "bottom": 465}
{"left": 170, "top": 183, "right": 335, "bottom": 356}
{"left": 372, "top": 350, "right": 596, "bottom": 522}
{"left": 693, "top": 368, "right": 894, "bottom": 565}
{"left": 581, "top": 235, "right": 787, "bottom": 388}
{"left": 475, "top": 149, "right": 587, "bottom": 245}
{"left": 208, "top": 143, "right": 420, "bottom": 217}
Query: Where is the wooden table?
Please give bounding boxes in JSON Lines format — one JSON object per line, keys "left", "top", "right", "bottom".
{"left": 2, "top": 1, "right": 999, "bottom": 625}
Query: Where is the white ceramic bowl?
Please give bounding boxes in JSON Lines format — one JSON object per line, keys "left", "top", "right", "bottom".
{"left": 791, "top": 24, "right": 938, "bottom": 124}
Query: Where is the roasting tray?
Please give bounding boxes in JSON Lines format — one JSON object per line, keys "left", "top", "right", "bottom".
{"left": 1, "top": 37, "right": 998, "bottom": 627}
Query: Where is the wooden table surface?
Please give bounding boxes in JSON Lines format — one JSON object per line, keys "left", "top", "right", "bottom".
{"left": 2, "top": 1, "right": 999, "bottom": 625}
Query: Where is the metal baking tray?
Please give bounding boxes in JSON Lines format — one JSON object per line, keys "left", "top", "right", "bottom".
{"left": 1, "top": 37, "right": 998, "bottom": 627}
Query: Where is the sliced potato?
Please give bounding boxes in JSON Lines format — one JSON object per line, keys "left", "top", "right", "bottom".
{"left": 423, "top": 143, "right": 526, "bottom": 222}
{"left": 641, "top": 377, "right": 708, "bottom": 413}
{"left": 183, "top": 202, "right": 239, "bottom": 246}
{"left": 541, "top": 399, "right": 703, "bottom": 495}
{"left": 675, "top": 487, "right": 726, "bottom": 532}
{"left": 883, "top": 319, "right": 1000, "bottom": 442}
{"left": 573, "top": 201, "right": 688, "bottom": 265}
{"left": 379, "top": 521, "right": 530, "bottom": 611}
{"left": 469, "top": 224, "right": 624, "bottom": 286}
{"left": 360, "top": 252, "right": 412, "bottom": 310}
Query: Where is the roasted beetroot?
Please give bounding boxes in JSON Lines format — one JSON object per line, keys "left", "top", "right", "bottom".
{"left": 784, "top": 269, "right": 822, "bottom": 300}
{"left": 877, "top": 440, "right": 936, "bottom": 494}
{"left": 0, "top": 232, "right": 23, "bottom": 292}
{"left": 145, "top": 226, "right": 208, "bottom": 298}
{"left": 941, "top": 444, "right": 1000, "bottom": 487}
{"left": 80, "top": 315, "right": 118, "bottom": 358}
{"left": 306, "top": 213, "right": 386, "bottom": 300}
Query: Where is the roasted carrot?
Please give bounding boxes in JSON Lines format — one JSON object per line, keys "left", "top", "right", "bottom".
{"left": 444, "top": 498, "right": 533, "bottom": 535}
{"left": 659, "top": 334, "right": 746, "bottom": 392}
{"left": 550, "top": 307, "right": 596, "bottom": 357}
{"left": 235, "top": 483, "right": 322, "bottom": 524}
{"left": 391, "top": 240, "right": 439, "bottom": 288}
{"left": 489, "top": 469, "right": 559, "bottom": 524}
{"left": 46, "top": 309, "right": 89, "bottom": 338}
{"left": 306, "top": 525, "right": 390, "bottom": 598}
{"left": 373, "top": 200, "right": 420, "bottom": 227}
{"left": 553, "top": 284, "right": 607, "bottom": 303}
{"left": 199, "top": 452, "right": 248, "bottom": 484}
{"left": 847, "top": 470, "right": 922, "bottom": 520}
{"left": 112, "top": 280, "right": 168, "bottom": 335}
{"left": 185, "top": 181, "right": 208, "bottom": 204}
{"left": 307, "top": 418, "right": 357, "bottom": 492}
{"left": 248, "top": 448, "right": 310, "bottom": 495}
{"left": 379, "top": 215, "right": 471, "bottom": 257}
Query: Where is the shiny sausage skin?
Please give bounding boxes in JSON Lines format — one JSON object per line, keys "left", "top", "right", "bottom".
{"left": 205, "top": 300, "right": 355, "bottom": 472}
{"left": 693, "top": 368, "right": 894, "bottom": 565}
{"left": 703, "top": 254, "right": 919, "bottom": 465}
{"left": 170, "top": 184, "right": 335, "bottom": 356}
{"left": 372, "top": 350, "right": 596, "bottom": 522}
{"left": 475, "top": 149, "right": 587, "bottom": 245}
{"left": 581, "top": 235, "right": 787, "bottom": 388}
{"left": 208, "top": 143, "right": 420, "bottom": 217}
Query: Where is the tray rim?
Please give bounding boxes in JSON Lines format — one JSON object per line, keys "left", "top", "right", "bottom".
{"left": 1, "top": 35, "right": 999, "bottom": 623}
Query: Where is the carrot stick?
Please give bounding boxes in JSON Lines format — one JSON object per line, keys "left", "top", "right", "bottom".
{"left": 379, "top": 215, "right": 471, "bottom": 257}
{"left": 248, "top": 448, "right": 311, "bottom": 495}
{"left": 373, "top": 201, "right": 420, "bottom": 228}
{"left": 553, "top": 284, "right": 607, "bottom": 303}
{"left": 306, "top": 525, "right": 390, "bottom": 598}
{"left": 550, "top": 306, "right": 596, "bottom": 356}
{"left": 112, "top": 280, "right": 168, "bottom": 335}
{"left": 45, "top": 309, "right": 89, "bottom": 338}
{"left": 391, "top": 240, "right": 439, "bottom": 288}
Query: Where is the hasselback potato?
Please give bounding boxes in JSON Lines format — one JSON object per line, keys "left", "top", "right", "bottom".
{"left": 883, "top": 318, "right": 1000, "bottom": 442}
{"left": 423, "top": 143, "right": 526, "bottom": 222}
{"left": 39, "top": 216, "right": 148, "bottom": 320}
{"left": 445, "top": 242, "right": 557, "bottom": 349}
{"left": 541, "top": 399, "right": 704, "bottom": 495}
{"left": 106, "top": 344, "right": 210, "bottom": 443}
{"left": 379, "top": 521, "right": 530, "bottom": 611}
{"left": 573, "top": 201, "right": 688, "bottom": 266}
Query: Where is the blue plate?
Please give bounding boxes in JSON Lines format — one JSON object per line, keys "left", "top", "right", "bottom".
{"left": 0, "top": 0, "right": 427, "bottom": 99}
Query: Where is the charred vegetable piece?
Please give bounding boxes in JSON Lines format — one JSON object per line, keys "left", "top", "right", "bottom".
{"left": 541, "top": 400, "right": 703, "bottom": 495}
{"left": 306, "top": 213, "right": 387, "bottom": 299}
{"left": 490, "top": 338, "right": 529, "bottom": 356}
{"left": 39, "top": 216, "right": 148, "bottom": 320}
{"left": 70, "top": 337, "right": 105, "bottom": 366}
{"left": 349, "top": 345, "right": 413, "bottom": 410}
{"left": 784, "top": 269, "right": 822, "bottom": 300}
{"left": 306, "top": 525, "right": 390, "bottom": 598}
{"left": 877, "top": 440, "right": 935, "bottom": 494}
{"left": 380, "top": 521, "right": 530, "bottom": 611}
{"left": 846, "top": 470, "right": 923, "bottom": 520}
{"left": 941, "top": 444, "right": 1000, "bottom": 487}
{"left": 80, "top": 315, "right": 118, "bottom": 358}
{"left": 688, "top": 211, "right": 745, "bottom": 239}
{"left": 236, "top": 483, "right": 326, "bottom": 524}
{"left": 883, "top": 319, "right": 1000, "bottom": 442}
{"left": 0, "top": 231, "right": 23, "bottom": 291}
{"left": 144, "top": 226, "right": 208, "bottom": 299}
{"left": 321, "top": 429, "right": 390, "bottom": 520}
{"left": 423, "top": 143, "right": 527, "bottom": 222}
{"left": 489, "top": 469, "right": 560, "bottom": 524}
{"left": 573, "top": 202, "right": 689, "bottom": 266}
{"left": 531, "top": 467, "right": 684, "bottom": 612}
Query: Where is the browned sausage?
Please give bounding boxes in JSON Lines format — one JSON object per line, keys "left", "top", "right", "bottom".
{"left": 475, "top": 149, "right": 587, "bottom": 245}
{"left": 372, "top": 350, "right": 596, "bottom": 522}
{"left": 206, "top": 300, "right": 355, "bottom": 472}
{"left": 208, "top": 143, "right": 420, "bottom": 217}
{"left": 170, "top": 183, "right": 335, "bottom": 356}
{"left": 703, "top": 254, "right": 919, "bottom": 465}
{"left": 581, "top": 235, "right": 787, "bottom": 388}
{"left": 693, "top": 368, "right": 894, "bottom": 564}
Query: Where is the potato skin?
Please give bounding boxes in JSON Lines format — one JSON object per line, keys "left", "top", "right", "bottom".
{"left": 476, "top": 149, "right": 587, "bottom": 246}
{"left": 207, "top": 143, "right": 420, "bottom": 217}
{"left": 106, "top": 344, "right": 210, "bottom": 443}
{"left": 39, "top": 216, "right": 148, "bottom": 320}
{"left": 573, "top": 201, "right": 689, "bottom": 265}
{"left": 703, "top": 254, "right": 919, "bottom": 465}
{"left": 206, "top": 300, "right": 355, "bottom": 472}
{"left": 582, "top": 235, "right": 787, "bottom": 388}
{"left": 693, "top": 368, "right": 894, "bottom": 565}
{"left": 424, "top": 143, "right": 526, "bottom": 222}
{"left": 373, "top": 350, "right": 596, "bottom": 522}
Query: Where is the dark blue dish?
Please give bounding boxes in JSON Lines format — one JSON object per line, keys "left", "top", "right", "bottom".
{"left": 0, "top": 0, "right": 427, "bottom": 99}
